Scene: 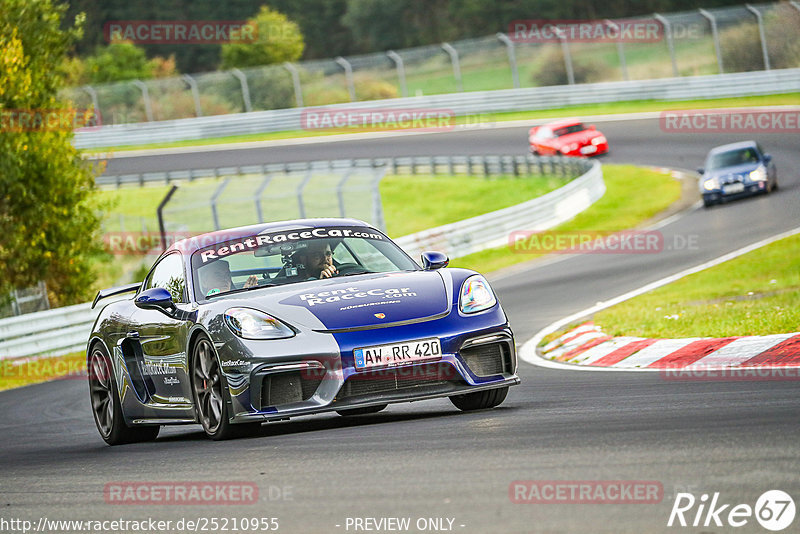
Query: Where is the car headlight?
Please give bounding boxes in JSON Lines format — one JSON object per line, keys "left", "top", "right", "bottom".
{"left": 591, "top": 136, "right": 606, "bottom": 146}
{"left": 749, "top": 166, "right": 767, "bottom": 182}
{"left": 459, "top": 275, "right": 497, "bottom": 314}
{"left": 224, "top": 307, "right": 295, "bottom": 340}
{"left": 703, "top": 177, "right": 719, "bottom": 190}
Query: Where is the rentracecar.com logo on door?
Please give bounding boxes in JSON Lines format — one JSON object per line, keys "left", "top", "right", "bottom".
{"left": 668, "top": 490, "right": 795, "bottom": 531}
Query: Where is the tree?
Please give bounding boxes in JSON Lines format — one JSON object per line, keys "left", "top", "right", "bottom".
{"left": 0, "top": 0, "right": 103, "bottom": 306}
{"left": 220, "top": 6, "right": 304, "bottom": 69}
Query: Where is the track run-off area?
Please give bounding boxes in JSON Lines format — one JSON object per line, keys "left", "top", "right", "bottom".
{"left": 2, "top": 115, "right": 799, "bottom": 533}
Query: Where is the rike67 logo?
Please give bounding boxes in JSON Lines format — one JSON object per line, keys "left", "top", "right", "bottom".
{"left": 668, "top": 490, "right": 795, "bottom": 531}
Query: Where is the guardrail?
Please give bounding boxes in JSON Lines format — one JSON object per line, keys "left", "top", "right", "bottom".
{"left": 1, "top": 155, "right": 601, "bottom": 361}
{"left": 75, "top": 68, "right": 800, "bottom": 149}
{"left": 395, "top": 159, "right": 603, "bottom": 260}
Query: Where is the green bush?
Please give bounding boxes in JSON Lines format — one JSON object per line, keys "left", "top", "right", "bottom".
{"left": 531, "top": 45, "right": 602, "bottom": 86}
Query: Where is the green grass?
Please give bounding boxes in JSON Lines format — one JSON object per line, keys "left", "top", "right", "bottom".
{"left": 0, "top": 352, "right": 86, "bottom": 392}
{"left": 450, "top": 164, "right": 682, "bottom": 273}
{"left": 85, "top": 93, "right": 800, "bottom": 153}
{"left": 593, "top": 233, "right": 800, "bottom": 338}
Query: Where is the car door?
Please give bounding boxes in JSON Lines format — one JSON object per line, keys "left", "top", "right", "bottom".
{"left": 127, "top": 252, "right": 194, "bottom": 407}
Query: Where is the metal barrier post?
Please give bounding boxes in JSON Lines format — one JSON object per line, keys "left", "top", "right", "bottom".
{"left": 336, "top": 167, "right": 355, "bottom": 217}
{"left": 699, "top": 9, "right": 724, "bottom": 74}
{"left": 81, "top": 85, "right": 100, "bottom": 118}
{"left": 230, "top": 69, "right": 253, "bottom": 112}
{"left": 371, "top": 166, "right": 388, "bottom": 232}
{"left": 554, "top": 30, "right": 575, "bottom": 85}
{"left": 210, "top": 179, "right": 230, "bottom": 230}
{"left": 745, "top": 4, "right": 770, "bottom": 71}
{"left": 496, "top": 33, "right": 520, "bottom": 89}
{"left": 254, "top": 171, "right": 273, "bottom": 223}
{"left": 606, "top": 20, "right": 629, "bottom": 81}
{"left": 181, "top": 74, "right": 202, "bottom": 117}
{"left": 297, "top": 168, "right": 314, "bottom": 218}
{"left": 654, "top": 14, "right": 679, "bottom": 77}
{"left": 335, "top": 57, "right": 357, "bottom": 102}
{"left": 131, "top": 80, "right": 154, "bottom": 122}
{"left": 387, "top": 51, "right": 408, "bottom": 97}
{"left": 157, "top": 185, "right": 178, "bottom": 252}
{"left": 283, "top": 62, "right": 304, "bottom": 107}
{"left": 441, "top": 43, "right": 463, "bottom": 92}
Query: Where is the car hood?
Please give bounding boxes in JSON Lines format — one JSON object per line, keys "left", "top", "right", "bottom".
{"left": 705, "top": 162, "right": 761, "bottom": 179}
{"left": 555, "top": 130, "right": 602, "bottom": 146}
{"left": 205, "top": 270, "right": 453, "bottom": 332}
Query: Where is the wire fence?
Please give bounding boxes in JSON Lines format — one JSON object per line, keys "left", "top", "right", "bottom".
{"left": 61, "top": 3, "right": 800, "bottom": 126}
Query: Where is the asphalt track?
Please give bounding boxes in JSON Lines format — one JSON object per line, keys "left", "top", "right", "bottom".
{"left": 2, "top": 118, "right": 799, "bottom": 533}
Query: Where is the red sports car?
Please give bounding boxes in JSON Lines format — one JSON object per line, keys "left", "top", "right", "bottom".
{"left": 528, "top": 119, "right": 608, "bottom": 157}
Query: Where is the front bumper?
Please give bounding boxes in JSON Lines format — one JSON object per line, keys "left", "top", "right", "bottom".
{"left": 703, "top": 181, "right": 766, "bottom": 204}
{"left": 218, "top": 307, "right": 519, "bottom": 422}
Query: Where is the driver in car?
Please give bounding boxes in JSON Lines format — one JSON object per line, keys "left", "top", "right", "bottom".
{"left": 294, "top": 240, "right": 338, "bottom": 279}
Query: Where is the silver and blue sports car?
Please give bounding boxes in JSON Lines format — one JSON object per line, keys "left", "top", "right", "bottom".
{"left": 87, "top": 219, "right": 519, "bottom": 444}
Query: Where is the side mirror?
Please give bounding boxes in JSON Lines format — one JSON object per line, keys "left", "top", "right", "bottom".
{"left": 697, "top": 167, "right": 704, "bottom": 175}
{"left": 420, "top": 251, "right": 449, "bottom": 270}
{"left": 763, "top": 153, "right": 772, "bottom": 163}
{"left": 135, "top": 287, "right": 177, "bottom": 316}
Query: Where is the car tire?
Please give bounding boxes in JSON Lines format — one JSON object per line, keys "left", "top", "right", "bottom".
{"left": 336, "top": 404, "right": 388, "bottom": 416}
{"left": 88, "top": 343, "right": 160, "bottom": 446}
{"left": 702, "top": 198, "right": 714, "bottom": 208}
{"left": 191, "top": 335, "right": 261, "bottom": 441}
{"left": 449, "top": 386, "right": 509, "bottom": 411}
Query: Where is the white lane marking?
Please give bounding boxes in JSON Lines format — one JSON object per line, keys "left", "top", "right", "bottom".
{"left": 686, "top": 333, "right": 797, "bottom": 368}
{"left": 566, "top": 337, "right": 645, "bottom": 365}
{"left": 520, "top": 225, "right": 800, "bottom": 372}
{"left": 611, "top": 338, "right": 701, "bottom": 368}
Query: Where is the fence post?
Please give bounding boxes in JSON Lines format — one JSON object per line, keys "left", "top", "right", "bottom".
{"left": 297, "top": 168, "right": 314, "bottom": 218}
{"left": 554, "top": 30, "right": 575, "bottom": 85}
{"left": 336, "top": 167, "right": 355, "bottom": 217}
{"left": 745, "top": 5, "right": 770, "bottom": 71}
{"left": 230, "top": 68, "right": 253, "bottom": 112}
{"left": 441, "top": 43, "right": 463, "bottom": 92}
{"left": 157, "top": 185, "right": 178, "bottom": 252}
{"left": 82, "top": 85, "right": 100, "bottom": 119}
{"left": 496, "top": 33, "right": 520, "bottom": 89}
{"left": 605, "top": 20, "right": 629, "bottom": 81}
{"left": 254, "top": 171, "right": 273, "bottom": 223}
{"left": 181, "top": 74, "right": 203, "bottom": 117}
{"left": 283, "top": 62, "right": 304, "bottom": 107}
{"left": 699, "top": 9, "right": 724, "bottom": 74}
{"left": 131, "top": 80, "right": 154, "bottom": 122}
{"left": 210, "top": 179, "right": 230, "bottom": 231}
{"left": 335, "top": 57, "right": 357, "bottom": 102}
{"left": 371, "top": 166, "right": 388, "bottom": 232}
{"left": 653, "top": 14, "right": 679, "bottom": 77}
{"left": 386, "top": 51, "right": 408, "bottom": 97}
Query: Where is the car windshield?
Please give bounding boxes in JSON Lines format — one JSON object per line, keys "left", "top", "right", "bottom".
{"left": 708, "top": 148, "right": 760, "bottom": 170}
{"left": 553, "top": 124, "right": 586, "bottom": 137}
{"left": 190, "top": 226, "right": 419, "bottom": 300}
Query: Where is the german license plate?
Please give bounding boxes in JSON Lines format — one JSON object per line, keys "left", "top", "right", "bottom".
{"left": 354, "top": 338, "right": 442, "bottom": 370}
{"left": 723, "top": 182, "right": 745, "bottom": 194}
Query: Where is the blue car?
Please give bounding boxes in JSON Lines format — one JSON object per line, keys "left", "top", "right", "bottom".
{"left": 87, "top": 219, "right": 519, "bottom": 444}
{"left": 698, "top": 140, "right": 778, "bottom": 208}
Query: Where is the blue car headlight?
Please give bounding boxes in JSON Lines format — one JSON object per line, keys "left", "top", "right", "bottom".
{"left": 749, "top": 166, "right": 767, "bottom": 182}
{"left": 703, "top": 176, "right": 720, "bottom": 191}
{"left": 459, "top": 275, "right": 497, "bottom": 314}
{"left": 224, "top": 307, "right": 295, "bottom": 340}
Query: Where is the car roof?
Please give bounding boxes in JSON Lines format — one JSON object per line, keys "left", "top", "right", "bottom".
{"left": 166, "top": 218, "right": 376, "bottom": 256}
{"left": 707, "top": 140, "right": 759, "bottom": 155}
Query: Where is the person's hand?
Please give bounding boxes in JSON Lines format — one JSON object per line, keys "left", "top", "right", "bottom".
{"left": 319, "top": 264, "right": 338, "bottom": 279}
{"left": 244, "top": 275, "right": 259, "bottom": 288}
